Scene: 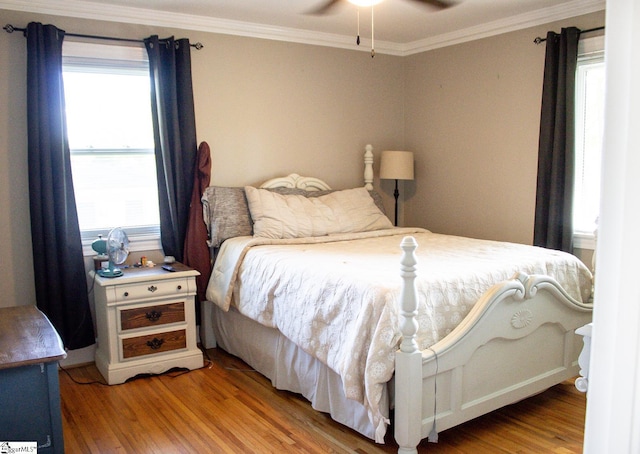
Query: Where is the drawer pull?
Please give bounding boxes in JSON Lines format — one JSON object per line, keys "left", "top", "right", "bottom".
{"left": 146, "top": 337, "right": 165, "bottom": 350}
{"left": 123, "top": 292, "right": 129, "bottom": 297}
{"left": 145, "top": 310, "right": 162, "bottom": 322}
{"left": 177, "top": 285, "right": 182, "bottom": 290}
{"left": 148, "top": 285, "right": 158, "bottom": 293}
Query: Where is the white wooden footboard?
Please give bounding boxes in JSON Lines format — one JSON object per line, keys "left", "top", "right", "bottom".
{"left": 395, "top": 237, "right": 593, "bottom": 454}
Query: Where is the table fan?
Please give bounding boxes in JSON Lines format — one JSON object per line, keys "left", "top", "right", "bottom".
{"left": 97, "top": 227, "right": 130, "bottom": 278}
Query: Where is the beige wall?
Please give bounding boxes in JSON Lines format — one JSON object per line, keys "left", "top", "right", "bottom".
{"left": 194, "top": 34, "right": 405, "bottom": 189}
{"left": 0, "top": 9, "right": 404, "bottom": 309}
{"left": 0, "top": 11, "right": 31, "bottom": 309}
{"left": 0, "top": 8, "right": 604, "bottom": 310}
{"left": 403, "top": 11, "right": 605, "bottom": 245}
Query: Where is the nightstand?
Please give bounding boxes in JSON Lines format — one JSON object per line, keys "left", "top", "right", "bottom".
{"left": 0, "top": 305, "right": 66, "bottom": 453}
{"left": 91, "top": 262, "right": 203, "bottom": 385}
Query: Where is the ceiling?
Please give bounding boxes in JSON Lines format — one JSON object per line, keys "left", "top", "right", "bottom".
{"left": 2, "top": 0, "right": 605, "bottom": 55}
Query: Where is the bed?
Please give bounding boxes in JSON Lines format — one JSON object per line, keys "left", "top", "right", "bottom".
{"left": 199, "top": 146, "right": 593, "bottom": 453}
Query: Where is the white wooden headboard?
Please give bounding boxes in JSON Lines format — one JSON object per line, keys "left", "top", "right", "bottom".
{"left": 259, "top": 144, "right": 374, "bottom": 191}
{"left": 260, "top": 174, "right": 332, "bottom": 191}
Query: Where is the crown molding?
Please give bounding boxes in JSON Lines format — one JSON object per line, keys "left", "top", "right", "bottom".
{"left": 402, "top": 0, "right": 606, "bottom": 55}
{"left": 0, "top": 0, "right": 405, "bottom": 55}
{"left": 0, "top": 0, "right": 605, "bottom": 56}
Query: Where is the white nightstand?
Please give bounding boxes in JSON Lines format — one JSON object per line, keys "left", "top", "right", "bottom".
{"left": 91, "top": 262, "right": 203, "bottom": 385}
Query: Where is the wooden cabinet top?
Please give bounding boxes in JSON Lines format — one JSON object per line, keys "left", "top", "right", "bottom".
{"left": 0, "top": 305, "right": 66, "bottom": 369}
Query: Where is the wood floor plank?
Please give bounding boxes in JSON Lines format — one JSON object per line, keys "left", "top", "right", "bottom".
{"left": 59, "top": 347, "right": 586, "bottom": 453}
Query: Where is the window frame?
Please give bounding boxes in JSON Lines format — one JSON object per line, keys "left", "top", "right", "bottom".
{"left": 62, "top": 40, "right": 162, "bottom": 255}
{"left": 573, "top": 35, "right": 605, "bottom": 251}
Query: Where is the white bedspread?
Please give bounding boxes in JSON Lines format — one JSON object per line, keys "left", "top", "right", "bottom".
{"left": 205, "top": 228, "right": 593, "bottom": 442}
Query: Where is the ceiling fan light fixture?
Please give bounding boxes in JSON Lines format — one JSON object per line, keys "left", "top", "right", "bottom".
{"left": 347, "top": 0, "right": 384, "bottom": 6}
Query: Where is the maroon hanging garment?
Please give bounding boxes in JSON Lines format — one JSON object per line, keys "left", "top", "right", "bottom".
{"left": 183, "top": 141, "right": 212, "bottom": 303}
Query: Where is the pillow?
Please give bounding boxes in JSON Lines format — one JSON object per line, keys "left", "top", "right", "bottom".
{"left": 245, "top": 186, "right": 393, "bottom": 239}
{"left": 202, "top": 186, "right": 389, "bottom": 247}
{"left": 202, "top": 186, "right": 253, "bottom": 248}
{"left": 271, "top": 188, "right": 387, "bottom": 216}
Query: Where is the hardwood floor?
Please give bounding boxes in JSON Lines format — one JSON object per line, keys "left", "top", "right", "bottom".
{"left": 59, "top": 347, "right": 586, "bottom": 453}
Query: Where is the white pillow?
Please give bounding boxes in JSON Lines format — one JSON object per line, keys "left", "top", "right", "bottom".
{"left": 244, "top": 186, "right": 393, "bottom": 239}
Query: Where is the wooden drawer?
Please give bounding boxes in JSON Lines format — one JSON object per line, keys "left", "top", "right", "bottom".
{"left": 120, "top": 302, "right": 185, "bottom": 331}
{"left": 121, "top": 329, "right": 186, "bottom": 359}
{"left": 112, "top": 277, "right": 191, "bottom": 303}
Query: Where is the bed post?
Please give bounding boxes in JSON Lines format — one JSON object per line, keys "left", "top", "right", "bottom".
{"left": 395, "top": 236, "right": 422, "bottom": 454}
{"left": 364, "top": 144, "right": 374, "bottom": 190}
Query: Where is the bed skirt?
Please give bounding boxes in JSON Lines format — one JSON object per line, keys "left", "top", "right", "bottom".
{"left": 207, "top": 302, "right": 390, "bottom": 440}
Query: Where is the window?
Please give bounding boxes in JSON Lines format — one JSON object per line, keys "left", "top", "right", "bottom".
{"left": 62, "top": 41, "right": 160, "bottom": 252}
{"left": 573, "top": 36, "right": 605, "bottom": 249}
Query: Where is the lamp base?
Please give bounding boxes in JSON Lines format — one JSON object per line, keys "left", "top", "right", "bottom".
{"left": 393, "top": 179, "right": 399, "bottom": 226}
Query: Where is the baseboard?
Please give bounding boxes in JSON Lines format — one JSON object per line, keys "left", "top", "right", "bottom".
{"left": 59, "top": 343, "right": 96, "bottom": 368}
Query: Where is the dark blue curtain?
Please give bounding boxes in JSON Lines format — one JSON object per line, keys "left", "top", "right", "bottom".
{"left": 26, "top": 22, "right": 95, "bottom": 349}
{"left": 144, "top": 35, "right": 198, "bottom": 262}
{"left": 533, "top": 27, "right": 580, "bottom": 252}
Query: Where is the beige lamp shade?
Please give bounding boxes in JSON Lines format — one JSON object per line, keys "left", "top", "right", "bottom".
{"left": 379, "top": 151, "right": 414, "bottom": 181}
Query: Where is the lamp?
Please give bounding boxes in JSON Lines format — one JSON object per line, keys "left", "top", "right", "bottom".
{"left": 379, "top": 150, "right": 414, "bottom": 226}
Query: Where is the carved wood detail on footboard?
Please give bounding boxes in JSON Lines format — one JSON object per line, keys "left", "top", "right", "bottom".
{"left": 394, "top": 238, "right": 593, "bottom": 454}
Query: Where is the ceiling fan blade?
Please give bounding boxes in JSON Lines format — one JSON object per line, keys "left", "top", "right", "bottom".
{"left": 307, "top": 0, "right": 343, "bottom": 15}
{"left": 408, "top": 0, "right": 456, "bottom": 9}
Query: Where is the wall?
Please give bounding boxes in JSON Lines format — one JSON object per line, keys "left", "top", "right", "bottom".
{"left": 403, "top": 11, "right": 606, "bottom": 246}
{"left": 0, "top": 8, "right": 604, "bottom": 316}
{"left": 0, "top": 9, "right": 405, "bottom": 311}
{"left": 0, "top": 11, "right": 31, "bottom": 309}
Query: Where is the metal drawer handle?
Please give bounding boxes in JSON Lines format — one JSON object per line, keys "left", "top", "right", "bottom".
{"left": 145, "top": 310, "right": 162, "bottom": 322}
{"left": 177, "top": 285, "right": 182, "bottom": 290}
{"left": 146, "top": 337, "right": 165, "bottom": 350}
{"left": 148, "top": 285, "right": 158, "bottom": 293}
{"left": 123, "top": 292, "right": 129, "bottom": 297}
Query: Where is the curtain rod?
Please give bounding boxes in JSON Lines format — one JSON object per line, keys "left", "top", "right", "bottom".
{"left": 3, "top": 24, "right": 204, "bottom": 49}
{"left": 533, "top": 26, "right": 604, "bottom": 45}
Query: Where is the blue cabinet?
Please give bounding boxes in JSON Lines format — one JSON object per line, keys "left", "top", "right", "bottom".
{"left": 0, "top": 306, "right": 66, "bottom": 453}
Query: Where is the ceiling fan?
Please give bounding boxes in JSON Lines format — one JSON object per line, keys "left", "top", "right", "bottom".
{"left": 307, "top": 0, "right": 455, "bottom": 57}
{"left": 308, "top": 0, "right": 455, "bottom": 15}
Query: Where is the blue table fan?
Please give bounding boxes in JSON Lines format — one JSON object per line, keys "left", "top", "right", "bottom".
{"left": 93, "top": 227, "right": 129, "bottom": 278}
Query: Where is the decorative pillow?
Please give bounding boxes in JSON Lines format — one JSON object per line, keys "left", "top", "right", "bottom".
{"left": 367, "top": 190, "right": 386, "bottom": 215}
{"left": 202, "top": 186, "right": 253, "bottom": 248}
{"left": 245, "top": 186, "right": 393, "bottom": 239}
